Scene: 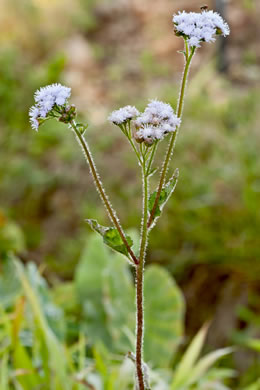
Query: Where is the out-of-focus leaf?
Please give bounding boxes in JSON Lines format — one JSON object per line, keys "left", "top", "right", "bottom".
{"left": 0, "top": 353, "right": 8, "bottom": 390}
{"left": 0, "top": 213, "right": 25, "bottom": 256}
{"left": 75, "top": 234, "right": 135, "bottom": 351}
{"left": 86, "top": 219, "right": 133, "bottom": 258}
{"left": 244, "top": 379, "right": 260, "bottom": 390}
{"left": 171, "top": 323, "right": 209, "bottom": 390}
{"left": 187, "top": 347, "right": 233, "bottom": 387}
{"left": 0, "top": 256, "right": 21, "bottom": 308}
{"left": 76, "top": 235, "right": 185, "bottom": 365}
{"left": 15, "top": 259, "right": 71, "bottom": 390}
{"left": 245, "top": 338, "right": 260, "bottom": 352}
{"left": 143, "top": 265, "right": 184, "bottom": 367}
{"left": 13, "top": 343, "right": 41, "bottom": 389}
{"left": 102, "top": 248, "right": 135, "bottom": 352}
{"left": 75, "top": 234, "right": 113, "bottom": 347}
{"left": 26, "top": 262, "right": 66, "bottom": 340}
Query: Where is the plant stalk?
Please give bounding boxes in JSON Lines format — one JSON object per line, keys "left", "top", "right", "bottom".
{"left": 136, "top": 162, "right": 149, "bottom": 390}
{"left": 71, "top": 122, "right": 138, "bottom": 266}
{"left": 147, "top": 47, "right": 194, "bottom": 229}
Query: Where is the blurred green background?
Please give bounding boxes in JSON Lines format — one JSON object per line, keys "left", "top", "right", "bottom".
{"left": 0, "top": 0, "right": 260, "bottom": 388}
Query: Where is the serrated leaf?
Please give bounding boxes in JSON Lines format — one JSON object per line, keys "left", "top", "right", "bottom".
{"left": 148, "top": 169, "right": 179, "bottom": 228}
{"left": 86, "top": 219, "right": 133, "bottom": 257}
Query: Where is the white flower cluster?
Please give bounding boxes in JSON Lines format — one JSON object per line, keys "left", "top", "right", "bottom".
{"left": 173, "top": 10, "right": 230, "bottom": 48}
{"left": 29, "top": 83, "right": 71, "bottom": 130}
{"left": 134, "top": 100, "right": 181, "bottom": 145}
{"left": 108, "top": 105, "right": 140, "bottom": 125}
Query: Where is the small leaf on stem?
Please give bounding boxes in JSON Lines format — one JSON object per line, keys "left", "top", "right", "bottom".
{"left": 148, "top": 168, "right": 179, "bottom": 228}
{"left": 85, "top": 219, "right": 134, "bottom": 257}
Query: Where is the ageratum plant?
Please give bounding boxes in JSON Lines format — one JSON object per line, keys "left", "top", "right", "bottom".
{"left": 29, "top": 9, "right": 230, "bottom": 390}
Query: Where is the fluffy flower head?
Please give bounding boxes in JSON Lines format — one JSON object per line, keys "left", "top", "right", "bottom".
{"left": 29, "top": 83, "right": 71, "bottom": 131}
{"left": 173, "top": 10, "right": 230, "bottom": 48}
{"left": 108, "top": 105, "right": 139, "bottom": 125}
{"left": 135, "top": 100, "right": 181, "bottom": 145}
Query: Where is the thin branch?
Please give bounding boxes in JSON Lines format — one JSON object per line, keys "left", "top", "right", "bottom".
{"left": 147, "top": 45, "right": 195, "bottom": 229}
{"left": 71, "top": 122, "right": 139, "bottom": 265}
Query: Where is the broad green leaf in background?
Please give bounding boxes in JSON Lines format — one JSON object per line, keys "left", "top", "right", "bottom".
{"left": 75, "top": 234, "right": 114, "bottom": 347}
{"left": 76, "top": 234, "right": 135, "bottom": 351}
{"left": 143, "top": 265, "right": 184, "bottom": 367}
{"left": 102, "top": 249, "right": 135, "bottom": 352}
{"left": 75, "top": 235, "right": 185, "bottom": 367}
{"left": 148, "top": 169, "right": 179, "bottom": 229}
{"left": 86, "top": 219, "right": 134, "bottom": 258}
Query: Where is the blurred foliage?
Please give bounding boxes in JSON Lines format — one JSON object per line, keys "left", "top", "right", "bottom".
{"left": 0, "top": 247, "right": 236, "bottom": 390}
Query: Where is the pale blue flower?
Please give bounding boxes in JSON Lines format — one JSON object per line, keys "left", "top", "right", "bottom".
{"left": 108, "top": 105, "right": 139, "bottom": 125}
{"left": 29, "top": 83, "right": 71, "bottom": 131}
{"left": 173, "top": 10, "right": 230, "bottom": 48}
{"left": 135, "top": 100, "right": 181, "bottom": 144}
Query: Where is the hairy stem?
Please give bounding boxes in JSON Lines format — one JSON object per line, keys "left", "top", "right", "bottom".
{"left": 146, "top": 142, "right": 158, "bottom": 177}
{"left": 71, "top": 122, "right": 138, "bottom": 265}
{"left": 126, "top": 122, "right": 143, "bottom": 165}
{"left": 136, "top": 162, "right": 149, "bottom": 390}
{"left": 147, "top": 48, "right": 194, "bottom": 229}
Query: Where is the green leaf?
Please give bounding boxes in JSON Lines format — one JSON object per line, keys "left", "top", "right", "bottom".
{"left": 75, "top": 234, "right": 135, "bottom": 351}
{"left": 86, "top": 219, "right": 133, "bottom": 257}
{"left": 187, "top": 347, "right": 233, "bottom": 388}
{"left": 15, "top": 260, "right": 71, "bottom": 390}
{"left": 0, "top": 256, "right": 21, "bottom": 308}
{"left": 143, "top": 265, "right": 184, "bottom": 367}
{"left": 76, "top": 235, "right": 185, "bottom": 367}
{"left": 244, "top": 338, "right": 260, "bottom": 352}
{"left": 244, "top": 379, "right": 260, "bottom": 390}
{"left": 0, "top": 354, "right": 8, "bottom": 390}
{"left": 170, "top": 323, "right": 209, "bottom": 390}
{"left": 148, "top": 169, "right": 179, "bottom": 228}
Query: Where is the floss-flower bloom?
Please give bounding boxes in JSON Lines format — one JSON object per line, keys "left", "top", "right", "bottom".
{"left": 173, "top": 10, "right": 230, "bottom": 48}
{"left": 29, "top": 83, "right": 71, "bottom": 131}
{"left": 134, "top": 100, "right": 181, "bottom": 145}
{"left": 108, "top": 105, "right": 140, "bottom": 125}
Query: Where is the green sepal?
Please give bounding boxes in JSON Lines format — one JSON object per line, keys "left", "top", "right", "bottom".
{"left": 76, "top": 123, "right": 88, "bottom": 135}
{"left": 148, "top": 168, "right": 179, "bottom": 228}
{"left": 85, "top": 219, "right": 133, "bottom": 257}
